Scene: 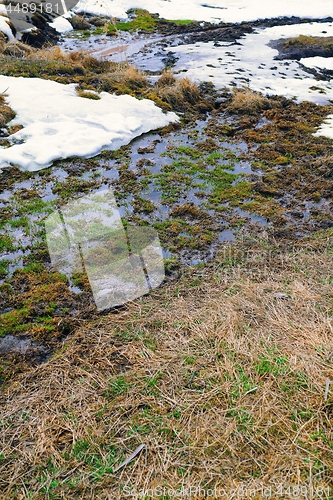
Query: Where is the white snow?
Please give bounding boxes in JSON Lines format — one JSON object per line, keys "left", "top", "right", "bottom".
{"left": 49, "top": 16, "right": 73, "bottom": 33}
{"left": 71, "top": 0, "right": 333, "bottom": 24}
{"left": 0, "top": 75, "right": 178, "bottom": 172}
{"left": 169, "top": 22, "right": 333, "bottom": 105}
{"left": 0, "top": 8, "right": 14, "bottom": 41}
{"left": 314, "top": 115, "right": 333, "bottom": 139}
{"left": 300, "top": 56, "right": 333, "bottom": 71}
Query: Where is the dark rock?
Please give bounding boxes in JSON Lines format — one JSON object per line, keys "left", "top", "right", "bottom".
{"left": 215, "top": 97, "right": 228, "bottom": 107}
{"left": 69, "top": 15, "right": 91, "bottom": 30}
{"left": 21, "top": 23, "right": 59, "bottom": 47}
{"left": 89, "top": 17, "right": 106, "bottom": 27}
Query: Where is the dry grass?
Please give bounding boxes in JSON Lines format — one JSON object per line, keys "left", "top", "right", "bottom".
{"left": 0, "top": 44, "right": 206, "bottom": 113}
{"left": 0, "top": 93, "right": 15, "bottom": 129}
{"left": 228, "top": 87, "right": 272, "bottom": 115}
{"left": 157, "top": 70, "right": 177, "bottom": 88}
{"left": 155, "top": 76, "right": 201, "bottom": 111}
{"left": 1, "top": 231, "right": 333, "bottom": 498}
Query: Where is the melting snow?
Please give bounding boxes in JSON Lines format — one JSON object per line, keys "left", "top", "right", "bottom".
{"left": 72, "top": 0, "right": 333, "bottom": 24}
{"left": 0, "top": 6, "right": 14, "bottom": 40}
{"left": 0, "top": 76, "right": 178, "bottom": 172}
{"left": 300, "top": 56, "right": 333, "bottom": 72}
{"left": 169, "top": 22, "right": 333, "bottom": 105}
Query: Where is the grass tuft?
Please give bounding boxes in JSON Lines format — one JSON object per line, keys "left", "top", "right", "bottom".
{"left": 227, "top": 87, "right": 271, "bottom": 115}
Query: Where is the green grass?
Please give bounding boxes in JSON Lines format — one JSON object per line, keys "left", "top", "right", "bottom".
{"left": 0, "top": 260, "right": 10, "bottom": 278}
{"left": 255, "top": 354, "right": 289, "bottom": 377}
{"left": 105, "top": 375, "right": 131, "bottom": 398}
{"left": 0, "top": 234, "right": 14, "bottom": 252}
{"left": 107, "top": 9, "right": 196, "bottom": 34}
{"left": 168, "top": 19, "right": 195, "bottom": 26}
{"left": 107, "top": 9, "right": 158, "bottom": 33}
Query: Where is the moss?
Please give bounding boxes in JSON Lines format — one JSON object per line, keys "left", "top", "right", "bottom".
{"left": 0, "top": 234, "right": 14, "bottom": 252}
{"left": 76, "top": 90, "right": 101, "bottom": 100}
{"left": 18, "top": 197, "right": 53, "bottom": 215}
{"left": 0, "top": 259, "right": 10, "bottom": 278}
{"left": 133, "top": 196, "right": 157, "bottom": 214}
{"left": 164, "top": 257, "right": 181, "bottom": 275}
{"left": 107, "top": 9, "right": 158, "bottom": 33}
{"left": 0, "top": 266, "right": 72, "bottom": 339}
{"left": 52, "top": 177, "right": 100, "bottom": 199}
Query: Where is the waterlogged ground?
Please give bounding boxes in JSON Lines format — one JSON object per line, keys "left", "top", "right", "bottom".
{"left": 1, "top": 13, "right": 333, "bottom": 382}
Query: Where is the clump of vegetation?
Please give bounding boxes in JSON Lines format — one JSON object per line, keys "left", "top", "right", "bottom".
{"left": 273, "top": 35, "right": 333, "bottom": 60}
{"left": 0, "top": 43, "right": 208, "bottom": 112}
{"left": 0, "top": 93, "right": 15, "bottom": 130}
{"left": 76, "top": 89, "right": 101, "bottom": 100}
{"left": 156, "top": 69, "right": 177, "bottom": 88}
{"left": 227, "top": 87, "right": 271, "bottom": 115}
{"left": 1, "top": 41, "right": 33, "bottom": 58}
{"left": 152, "top": 74, "right": 202, "bottom": 112}
{"left": 98, "top": 65, "right": 148, "bottom": 95}
{"left": 283, "top": 35, "right": 333, "bottom": 48}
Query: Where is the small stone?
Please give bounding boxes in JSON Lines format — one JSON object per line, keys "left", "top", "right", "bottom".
{"left": 274, "top": 292, "right": 289, "bottom": 299}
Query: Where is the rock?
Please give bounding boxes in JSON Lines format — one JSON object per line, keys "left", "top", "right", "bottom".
{"left": 21, "top": 20, "right": 59, "bottom": 47}
{"left": 215, "top": 97, "right": 228, "bottom": 107}
{"left": 90, "top": 17, "right": 106, "bottom": 27}
{"left": 0, "top": 104, "right": 16, "bottom": 129}
{"left": 69, "top": 15, "right": 91, "bottom": 30}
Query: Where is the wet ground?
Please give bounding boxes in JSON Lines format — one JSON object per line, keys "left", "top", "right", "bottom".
{"left": 59, "top": 16, "right": 333, "bottom": 102}
{"left": 1, "top": 14, "right": 333, "bottom": 382}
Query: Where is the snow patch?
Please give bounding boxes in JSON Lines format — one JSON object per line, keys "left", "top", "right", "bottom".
{"left": 71, "top": 0, "right": 333, "bottom": 24}
{"left": 169, "top": 22, "right": 333, "bottom": 105}
{"left": 300, "top": 56, "right": 333, "bottom": 71}
{"left": 314, "top": 116, "right": 333, "bottom": 139}
{"left": 0, "top": 76, "right": 178, "bottom": 172}
{"left": 49, "top": 16, "right": 73, "bottom": 33}
{"left": 0, "top": 7, "right": 15, "bottom": 41}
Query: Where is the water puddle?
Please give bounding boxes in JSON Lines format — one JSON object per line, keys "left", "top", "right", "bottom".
{"left": 0, "top": 334, "right": 50, "bottom": 358}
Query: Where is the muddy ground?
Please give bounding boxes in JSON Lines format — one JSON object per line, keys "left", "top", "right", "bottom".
{"left": 1, "top": 15, "right": 333, "bottom": 385}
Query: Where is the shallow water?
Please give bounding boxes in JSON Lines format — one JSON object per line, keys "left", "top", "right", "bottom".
{"left": 0, "top": 114, "right": 267, "bottom": 285}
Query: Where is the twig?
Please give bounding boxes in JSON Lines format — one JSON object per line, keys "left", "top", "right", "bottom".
{"left": 185, "top": 364, "right": 205, "bottom": 388}
{"left": 113, "top": 444, "right": 146, "bottom": 473}
{"left": 242, "top": 386, "right": 258, "bottom": 398}
{"left": 324, "top": 378, "right": 330, "bottom": 401}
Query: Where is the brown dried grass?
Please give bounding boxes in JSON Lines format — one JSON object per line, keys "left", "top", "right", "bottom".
{"left": 155, "top": 76, "right": 201, "bottom": 111}
{"left": 1, "top": 231, "right": 333, "bottom": 497}
{"left": 0, "top": 93, "right": 15, "bottom": 128}
{"left": 228, "top": 87, "right": 272, "bottom": 115}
